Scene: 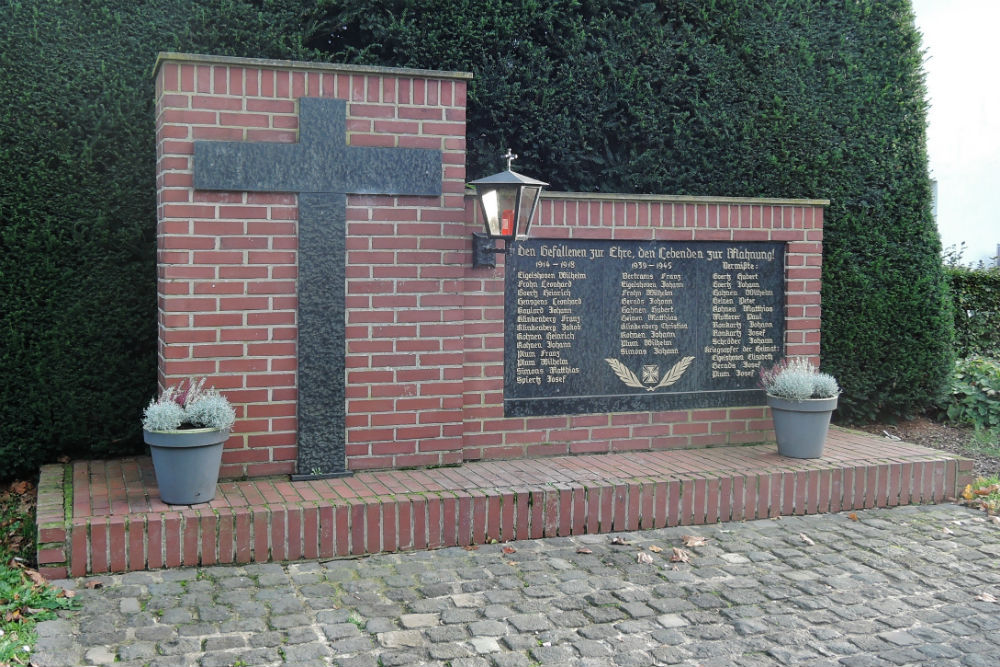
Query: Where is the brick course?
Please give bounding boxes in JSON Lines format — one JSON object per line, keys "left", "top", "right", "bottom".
{"left": 34, "top": 428, "right": 971, "bottom": 577}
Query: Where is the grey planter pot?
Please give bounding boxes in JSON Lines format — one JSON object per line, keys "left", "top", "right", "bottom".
{"left": 766, "top": 394, "right": 838, "bottom": 459}
{"left": 143, "top": 427, "right": 229, "bottom": 504}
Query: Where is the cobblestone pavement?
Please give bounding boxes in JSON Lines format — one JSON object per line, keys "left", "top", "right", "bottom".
{"left": 33, "top": 504, "right": 1000, "bottom": 667}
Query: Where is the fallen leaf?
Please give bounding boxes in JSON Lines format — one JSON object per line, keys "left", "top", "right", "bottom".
{"left": 501, "top": 546, "right": 517, "bottom": 554}
{"left": 799, "top": 533, "right": 815, "bottom": 546}
{"left": 637, "top": 552, "right": 654, "bottom": 565}
{"left": 975, "top": 592, "right": 998, "bottom": 603}
{"left": 848, "top": 513, "right": 859, "bottom": 521}
{"left": 24, "top": 569, "right": 47, "bottom": 588}
{"left": 670, "top": 547, "right": 691, "bottom": 563}
{"left": 56, "top": 589, "right": 75, "bottom": 599}
{"left": 462, "top": 545, "right": 479, "bottom": 551}
{"left": 975, "top": 488, "right": 994, "bottom": 496}
{"left": 681, "top": 535, "right": 708, "bottom": 548}
{"left": 9, "top": 481, "right": 31, "bottom": 495}
{"left": 576, "top": 547, "right": 593, "bottom": 554}
{"left": 648, "top": 545, "right": 663, "bottom": 553}
{"left": 610, "top": 536, "right": 630, "bottom": 546}
{"left": 84, "top": 581, "right": 103, "bottom": 590}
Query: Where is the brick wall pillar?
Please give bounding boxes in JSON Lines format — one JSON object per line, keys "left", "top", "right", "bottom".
{"left": 155, "top": 53, "right": 471, "bottom": 477}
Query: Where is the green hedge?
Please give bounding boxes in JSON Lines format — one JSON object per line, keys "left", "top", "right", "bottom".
{"left": 300, "top": 0, "right": 954, "bottom": 421}
{"left": 0, "top": 0, "right": 951, "bottom": 478}
{"left": 947, "top": 267, "right": 1000, "bottom": 358}
{"left": 0, "top": 0, "right": 317, "bottom": 479}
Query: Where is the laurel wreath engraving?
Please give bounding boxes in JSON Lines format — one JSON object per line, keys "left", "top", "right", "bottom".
{"left": 604, "top": 356, "right": 695, "bottom": 392}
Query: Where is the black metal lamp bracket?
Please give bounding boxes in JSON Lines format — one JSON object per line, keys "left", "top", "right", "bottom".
{"left": 472, "top": 232, "right": 507, "bottom": 268}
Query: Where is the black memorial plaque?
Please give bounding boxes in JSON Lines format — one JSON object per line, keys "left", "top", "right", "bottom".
{"left": 504, "top": 239, "right": 785, "bottom": 416}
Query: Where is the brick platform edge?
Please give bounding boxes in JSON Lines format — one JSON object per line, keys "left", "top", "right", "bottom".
{"left": 36, "top": 427, "right": 973, "bottom": 578}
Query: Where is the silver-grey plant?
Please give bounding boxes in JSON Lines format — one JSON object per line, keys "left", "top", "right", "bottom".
{"left": 759, "top": 357, "right": 840, "bottom": 401}
{"left": 142, "top": 378, "right": 236, "bottom": 432}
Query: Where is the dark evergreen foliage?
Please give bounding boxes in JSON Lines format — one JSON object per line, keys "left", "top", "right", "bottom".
{"left": 0, "top": 0, "right": 951, "bottom": 477}
{"left": 947, "top": 267, "right": 1000, "bottom": 358}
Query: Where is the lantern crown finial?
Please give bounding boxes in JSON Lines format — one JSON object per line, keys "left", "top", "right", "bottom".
{"left": 502, "top": 148, "right": 517, "bottom": 171}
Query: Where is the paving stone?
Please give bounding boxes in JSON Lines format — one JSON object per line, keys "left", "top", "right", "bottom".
{"left": 732, "top": 618, "right": 768, "bottom": 635}
{"left": 650, "top": 644, "right": 693, "bottom": 664}
{"left": 469, "top": 636, "right": 502, "bottom": 654}
{"left": 329, "top": 636, "right": 375, "bottom": 652}
{"left": 176, "top": 621, "right": 219, "bottom": 636}
{"left": 84, "top": 645, "right": 117, "bottom": 664}
{"left": 442, "top": 607, "right": 481, "bottom": 623}
{"left": 429, "top": 642, "right": 474, "bottom": 660}
{"left": 157, "top": 637, "right": 202, "bottom": 654}
{"left": 323, "top": 622, "right": 362, "bottom": 640}
{"left": 501, "top": 634, "right": 540, "bottom": 651}
{"left": 470, "top": 619, "right": 508, "bottom": 636}
{"left": 119, "top": 597, "right": 142, "bottom": 614}
{"left": 508, "top": 613, "right": 552, "bottom": 632}
{"left": 619, "top": 601, "right": 656, "bottom": 618}
{"left": 577, "top": 622, "right": 619, "bottom": 640}
{"left": 426, "top": 624, "right": 469, "bottom": 642}
{"left": 333, "top": 655, "right": 378, "bottom": 667}
{"left": 135, "top": 624, "right": 178, "bottom": 641}
{"left": 529, "top": 643, "right": 576, "bottom": 663}
{"left": 574, "top": 639, "right": 613, "bottom": 657}
{"left": 880, "top": 629, "right": 922, "bottom": 646}
{"left": 200, "top": 647, "right": 280, "bottom": 666}
{"left": 489, "top": 652, "right": 532, "bottom": 667}
{"left": 377, "top": 630, "right": 425, "bottom": 648}
{"left": 613, "top": 648, "right": 655, "bottom": 665}
{"left": 551, "top": 609, "right": 588, "bottom": 628}
{"left": 400, "top": 612, "right": 441, "bottom": 628}
{"left": 449, "top": 657, "right": 492, "bottom": 667}
{"left": 657, "top": 613, "right": 689, "bottom": 628}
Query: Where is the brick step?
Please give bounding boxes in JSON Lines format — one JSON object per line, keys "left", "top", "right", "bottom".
{"left": 35, "top": 427, "right": 972, "bottom": 578}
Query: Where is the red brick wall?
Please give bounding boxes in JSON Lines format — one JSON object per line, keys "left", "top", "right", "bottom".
{"left": 155, "top": 53, "right": 825, "bottom": 479}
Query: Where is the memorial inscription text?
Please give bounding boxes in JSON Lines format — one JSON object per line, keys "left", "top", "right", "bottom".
{"left": 504, "top": 239, "right": 785, "bottom": 416}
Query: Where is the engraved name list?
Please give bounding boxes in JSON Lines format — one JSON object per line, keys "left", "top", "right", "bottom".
{"left": 503, "top": 239, "right": 784, "bottom": 416}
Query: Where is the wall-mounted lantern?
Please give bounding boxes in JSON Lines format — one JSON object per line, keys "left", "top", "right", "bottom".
{"left": 469, "top": 149, "right": 548, "bottom": 268}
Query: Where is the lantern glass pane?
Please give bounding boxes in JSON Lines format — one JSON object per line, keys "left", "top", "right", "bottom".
{"left": 479, "top": 189, "right": 500, "bottom": 236}
{"left": 517, "top": 186, "right": 543, "bottom": 238}
{"left": 480, "top": 185, "right": 518, "bottom": 239}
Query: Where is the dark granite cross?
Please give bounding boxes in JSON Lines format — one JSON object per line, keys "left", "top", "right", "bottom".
{"left": 194, "top": 97, "right": 442, "bottom": 478}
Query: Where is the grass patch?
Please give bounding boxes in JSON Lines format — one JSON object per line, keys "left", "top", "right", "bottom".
{"left": 963, "top": 429, "right": 1000, "bottom": 459}
{"left": 0, "top": 481, "right": 79, "bottom": 664}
